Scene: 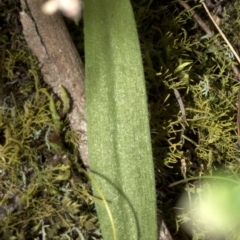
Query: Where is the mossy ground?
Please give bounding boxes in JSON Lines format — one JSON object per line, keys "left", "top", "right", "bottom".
{"left": 133, "top": 0, "right": 240, "bottom": 239}
{"left": 1, "top": 0, "right": 240, "bottom": 239}
{"left": 0, "top": 1, "right": 99, "bottom": 239}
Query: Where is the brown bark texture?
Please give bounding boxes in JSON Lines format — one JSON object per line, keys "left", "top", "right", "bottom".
{"left": 19, "top": 0, "right": 88, "bottom": 168}
{"left": 157, "top": 210, "right": 173, "bottom": 240}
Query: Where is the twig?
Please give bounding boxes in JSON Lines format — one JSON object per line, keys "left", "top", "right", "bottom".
{"left": 178, "top": 1, "right": 214, "bottom": 36}
{"left": 200, "top": 0, "right": 240, "bottom": 143}
{"left": 177, "top": 0, "right": 240, "bottom": 148}
{"left": 177, "top": 0, "right": 240, "bottom": 80}
{"left": 200, "top": 0, "right": 240, "bottom": 65}
{"left": 173, "top": 89, "right": 186, "bottom": 123}
{"left": 173, "top": 88, "right": 187, "bottom": 145}
{"left": 181, "top": 158, "right": 192, "bottom": 208}
{"left": 199, "top": 0, "right": 240, "bottom": 143}
{"left": 169, "top": 175, "right": 240, "bottom": 188}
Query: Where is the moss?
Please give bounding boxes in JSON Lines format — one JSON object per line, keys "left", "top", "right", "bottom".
{"left": 0, "top": 1, "right": 99, "bottom": 239}
{"left": 132, "top": 0, "right": 240, "bottom": 238}
{"left": 2, "top": 0, "right": 240, "bottom": 239}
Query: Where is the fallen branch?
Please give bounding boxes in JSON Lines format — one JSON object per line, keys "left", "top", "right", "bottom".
{"left": 19, "top": 0, "right": 89, "bottom": 168}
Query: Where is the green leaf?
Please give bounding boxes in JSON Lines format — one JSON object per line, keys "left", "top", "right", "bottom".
{"left": 174, "top": 61, "right": 192, "bottom": 74}
{"left": 84, "top": 0, "right": 157, "bottom": 239}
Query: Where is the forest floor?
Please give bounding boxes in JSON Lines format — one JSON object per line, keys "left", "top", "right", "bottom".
{"left": 1, "top": 0, "right": 240, "bottom": 239}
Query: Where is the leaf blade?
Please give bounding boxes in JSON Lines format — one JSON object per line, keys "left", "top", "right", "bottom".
{"left": 84, "top": 1, "right": 157, "bottom": 239}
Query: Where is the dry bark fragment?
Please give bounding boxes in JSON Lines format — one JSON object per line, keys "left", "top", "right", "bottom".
{"left": 19, "top": 0, "right": 89, "bottom": 168}
{"left": 157, "top": 210, "right": 173, "bottom": 240}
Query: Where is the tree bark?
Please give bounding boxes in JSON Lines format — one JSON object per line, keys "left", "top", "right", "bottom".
{"left": 158, "top": 210, "right": 173, "bottom": 240}
{"left": 19, "top": 0, "right": 89, "bottom": 168}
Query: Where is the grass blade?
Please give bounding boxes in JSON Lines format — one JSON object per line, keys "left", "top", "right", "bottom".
{"left": 84, "top": 0, "right": 157, "bottom": 239}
